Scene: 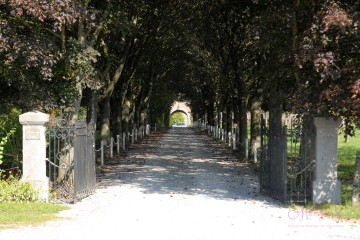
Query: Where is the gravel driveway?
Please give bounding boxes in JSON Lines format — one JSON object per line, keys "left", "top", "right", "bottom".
{"left": 1, "top": 127, "right": 359, "bottom": 240}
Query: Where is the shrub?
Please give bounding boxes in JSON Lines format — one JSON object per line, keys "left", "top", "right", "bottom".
{"left": 0, "top": 105, "right": 22, "bottom": 168}
{"left": 0, "top": 172, "right": 39, "bottom": 202}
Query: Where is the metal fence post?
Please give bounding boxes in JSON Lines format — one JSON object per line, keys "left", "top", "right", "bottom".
{"left": 352, "top": 151, "right": 360, "bottom": 206}
{"left": 283, "top": 125, "right": 288, "bottom": 203}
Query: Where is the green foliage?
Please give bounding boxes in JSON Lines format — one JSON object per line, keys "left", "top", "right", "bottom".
{"left": 66, "top": 39, "right": 102, "bottom": 90}
{"left": 337, "top": 130, "right": 360, "bottom": 183}
{"left": 155, "top": 113, "right": 168, "bottom": 129}
{"left": 0, "top": 105, "right": 22, "bottom": 168}
{"left": 170, "top": 112, "right": 186, "bottom": 126}
{"left": 0, "top": 173, "right": 39, "bottom": 203}
{"left": 0, "top": 128, "right": 16, "bottom": 165}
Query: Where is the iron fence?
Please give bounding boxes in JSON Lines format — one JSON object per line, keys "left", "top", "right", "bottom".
{"left": 260, "top": 114, "right": 315, "bottom": 204}
{"left": 47, "top": 118, "right": 96, "bottom": 203}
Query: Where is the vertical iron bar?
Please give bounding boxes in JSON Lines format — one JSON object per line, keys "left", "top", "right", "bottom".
{"left": 283, "top": 125, "right": 288, "bottom": 203}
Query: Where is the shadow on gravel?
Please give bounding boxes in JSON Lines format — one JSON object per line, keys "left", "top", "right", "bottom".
{"left": 99, "top": 128, "right": 280, "bottom": 205}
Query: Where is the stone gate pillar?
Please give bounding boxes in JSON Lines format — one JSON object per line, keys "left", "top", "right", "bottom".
{"left": 313, "top": 117, "right": 342, "bottom": 204}
{"left": 19, "top": 111, "right": 49, "bottom": 202}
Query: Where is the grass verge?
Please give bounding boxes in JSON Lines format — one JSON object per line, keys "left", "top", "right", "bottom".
{"left": 0, "top": 202, "right": 69, "bottom": 229}
{"left": 307, "top": 184, "right": 360, "bottom": 223}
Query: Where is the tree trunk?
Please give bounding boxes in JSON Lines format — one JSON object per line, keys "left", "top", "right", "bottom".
{"left": 238, "top": 99, "right": 248, "bottom": 158}
{"left": 122, "top": 99, "right": 131, "bottom": 145}
{"left": 222, "top": 109, "right": 228, "bottom": 132}
{"left": 269, "top": 86, "right": 285, "bottom": 198}
{"left": 140, "top": 104, "right": 149, "bottom": 127}
{"left": 58, "top": 83, "right": 82, "bottom": 182}
{"left": 111, "top": 95, "right": 122, "bottom": 137}
{"left": 250, "top": 95, "right": 262, "bottom": 161}
{"left": 129, "top": 100, "right": 136, "bottom": 132}
{"left": 86, "top": 90, "right": 98, "bottom": 126}
{"left": 99, "top": 96, "right": 111, "bottom": 158}
{"left": 226, "top": 106, "right": 232, "bottom": 133}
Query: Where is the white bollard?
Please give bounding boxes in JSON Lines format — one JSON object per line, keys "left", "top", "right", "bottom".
{"left": 101, "top": 140, "right": 104, "bottom": 166}
{"left": 131, "top": 129, "right": 135, "bottom": 144}
{"left": 253, "top": 142, "right": 258, "bottom": 163}
{"left": 228, "top": 132, "right": 232, "bottom": 147}
{"left": 110, "top": 137, "right": 114, "bottom": 158}
{"left": 245, "top": 138, "right": 249, "bottom": 158}
{"left": 233, "top": 134, "right": 236, "bottom": 150}
{"left": 117, "top": 135, "right": 120, "bottom": 154}
{"left": 122, "top": 132, "right": 126, "bottom": 151}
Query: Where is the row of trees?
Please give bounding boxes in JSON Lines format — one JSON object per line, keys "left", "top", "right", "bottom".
{"left": 0, "top": 0, "right": 191, "bottom": 150}
{"left": 0, "top": 0, "right": 359, "bottom": 161}
{"left": 179, "top": 0, "right": 360, "bottom": 157}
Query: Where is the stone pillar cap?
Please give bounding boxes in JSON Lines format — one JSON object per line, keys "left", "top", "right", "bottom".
{"left": 19, "top": 111, "right": 49, "bottom": 125}
{"left": 314, "top": 117, "right": 341, "bottom": 127}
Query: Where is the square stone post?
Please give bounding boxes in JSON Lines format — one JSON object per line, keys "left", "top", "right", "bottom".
{"left": 312, "top": 117, "right": 342, "bottom": 204}
{"left": 352, "top": 151, "right": 360, "bottom": 206}
{"left": 19, "top": 111, "right": 49, "bottom": 202}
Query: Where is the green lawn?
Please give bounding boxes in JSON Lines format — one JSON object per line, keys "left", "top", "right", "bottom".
{"left": 0, "top": 202, "right": 69, "bottom": 229}
{"left": 338, "top": 131, "right": 360, "bottom": 183}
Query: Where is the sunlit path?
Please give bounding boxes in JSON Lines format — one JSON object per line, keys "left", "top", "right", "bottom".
{"left": 0, "top": 128, "right": 359, "bottom": 240}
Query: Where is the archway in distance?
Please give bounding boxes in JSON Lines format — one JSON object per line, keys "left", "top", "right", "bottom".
{"left": 170, "top": 101, "right": 192, "bottom": 126}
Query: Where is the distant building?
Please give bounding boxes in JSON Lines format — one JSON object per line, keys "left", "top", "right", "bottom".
{"left": 170, "top": 101, "right": 192, "bottom": 126}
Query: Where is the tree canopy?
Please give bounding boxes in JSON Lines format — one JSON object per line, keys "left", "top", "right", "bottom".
{"left": 1, "top": 0, "right": 359, "bottom": 139}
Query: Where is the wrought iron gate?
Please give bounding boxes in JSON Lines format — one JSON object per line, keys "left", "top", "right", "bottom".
{"left": 260, "top": 114, "right": 315, "bottom": 204}
{"left": 285, "top": 116, "right": 315, "bottom": 204}
{"left": 259, "top": 114, "right": 270, "bottom": 197}
{"left": 47, "top": 118, "right": 96, "bottom": 203}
